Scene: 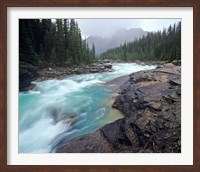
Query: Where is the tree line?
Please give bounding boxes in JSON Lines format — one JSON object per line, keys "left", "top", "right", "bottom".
{"left": 100, "top": 21, "right": 181, "bottom": 62}
{"left": 19, "top": 19, "right": 96, "bottom": 67}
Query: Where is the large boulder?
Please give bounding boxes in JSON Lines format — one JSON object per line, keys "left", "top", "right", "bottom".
{"left": 112, "top": 65, "right": 181, "bottom": 152}
{"left": 19, "top": 65, "right": 38, "bottom": 91}
{"left": 104, "top": 63, "right": 112, "bottom": 69}
{"left": 56, "top": 64, "right": 181, "bottom": 153}
{"left": 56, "top": 130, "right": 116, "bottom": 153}
{"left": 90, "top": 68, "right": 99, "bottom": 73}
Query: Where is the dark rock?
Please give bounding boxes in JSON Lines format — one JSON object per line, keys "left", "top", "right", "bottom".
{"left": 90, "top": 68, "right": 99, "bottom": 73}
{"left": 156, "top": 65, "right": 162, "bottom": 69}
{"left": 19, "top": 66, "right": 38, "bottom": 91}
{"left": 112, "top": 65, "right": 181, "bottom": 152}
{"left": 20, "top": 61, "right": 114, "bottom": 92}
{"left": 104, "top": 63, "right": 112, "bottom": 69}
{"left": 101, "top": 60, "right": 110, "bottom": 64}
{"left": 56, "top": 130, "right": 116, "bottom": 153}
{"left": 105, "top": 75, "right": 129, "bottom": 91}
{"left": 172, "top": 60, "right": 181, "bottom": 66}
{"left": 56, "top": 64, "right": 181, "bottom": 153}
{"left": 100, "top": 119, "right": 132, "bottom": 150}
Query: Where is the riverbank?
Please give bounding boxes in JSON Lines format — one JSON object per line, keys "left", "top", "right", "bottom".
{"left": 20, "top": 59, "right": 171, "bottom": 92}
{"left": 56, "top": 62, "right": 181, "bottom": 153}
{"left": 19, "top": 61, "right": 113, "bottom": 91}
{"left": 20, "top": 63, "right": 156, "bottom": 153}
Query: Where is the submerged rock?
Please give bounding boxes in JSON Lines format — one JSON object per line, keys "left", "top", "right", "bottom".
{"left": 56, "top": 64, "right": 181, "bottom": 153}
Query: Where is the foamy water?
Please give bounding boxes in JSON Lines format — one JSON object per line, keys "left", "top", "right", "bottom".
{"left": 19, "top": 63, "right": 156, "bottom": 153}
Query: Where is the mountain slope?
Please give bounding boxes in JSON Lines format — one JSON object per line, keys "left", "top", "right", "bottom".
{"left": 87, "top": 28, "right": 147, "bottom": 54}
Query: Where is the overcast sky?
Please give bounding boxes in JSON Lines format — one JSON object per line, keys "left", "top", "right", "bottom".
{"left": 76, "top": 19, "right": 181, "bottom": 38}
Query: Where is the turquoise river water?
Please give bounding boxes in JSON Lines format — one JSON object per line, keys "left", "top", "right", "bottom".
{"left": 19, "top": 63, "right": 156, "bottom": 153}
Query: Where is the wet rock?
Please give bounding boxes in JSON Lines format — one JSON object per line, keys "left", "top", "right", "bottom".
{"left": 172, "top": 60, "right": 181, "bottom": 66}
{"left": 156, "top": 65, "right": 162, "bottom": 69}
{"left": 48, "top": 67, "right": 53, "bottom": 71}
{"left": 112, "top": 65, "right": 181, "bottom": 152}
{"left": 100, "top": 60, "right": 110, "bottom": 64}
{"left": 56, "top": 130, "right": 116, "bottom": 153}
{"left": 90, "top": 68, "right": 99, "bottom": 73}
{"left": 56, "top": 64, "right": 181, "bottom": 153}
{"left": 19, "top": 65, "right": 38, "bottom": 91}
{"left": 105, "top": 75, "right": 129, "bottom": 91}
{"left": 104, "top": 63, "right": 112, "bottom": 69}
{"left": 100, "top": 119, "right": 132, "bottom": 150}
{"left": 32, "top": 62, "right": 114, "bottom": 83}
{"left": 19, "top": 68, "right": 34, "bottom": 87}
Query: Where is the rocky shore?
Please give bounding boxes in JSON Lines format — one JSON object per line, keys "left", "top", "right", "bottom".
{"left": 19, "top": 61, "right": 113, "bottom": 91}
{"left": 56, "top": 62, "right": 181, "bottom": 153}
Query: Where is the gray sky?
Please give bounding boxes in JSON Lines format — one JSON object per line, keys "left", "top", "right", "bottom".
{"left": 76, "top": 19, "right": 181, "bottom": 38}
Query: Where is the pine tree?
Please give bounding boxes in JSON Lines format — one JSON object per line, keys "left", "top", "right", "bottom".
{"left": 43, "top": 31, "right": 52, "bottom": 62}
{"left": 31, "top": 19, "right": 43, "bottom": 54}
{"left": 19, "top": 18, "right": 97, "bottom": 66}
{"left": 86, "top": 43, "right": 90, "bottom": 63}
{"left": 63, "top": 19, "right": 70, "bottom": 62}
{"left": 75, "top": 21, "right": 82, "bottom": 63}
{"left": 92, "top": 42, "right": 96, "bottom": 62}
{"left": 50, "top": 47, "right": 57, "bottom": 63}
{"left": 39, "top": 44, "right": 45, "bottom": 64}
{"left": 55, "top": 19, "right": 65, "bottom": 64}
{"left": 123, "top": 42, "right": 127, "bottom": 61}
{"left": 101, "top": 22, "right": 181, "bottom": 62}
{"left": 82, "top": 38, "right": 87, "bottom": 64}
{"left": 19, "top": 20, "right": 38, "bottom": 65}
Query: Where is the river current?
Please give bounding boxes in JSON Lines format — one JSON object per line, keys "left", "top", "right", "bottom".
{"left": 19, "top": 63, "right": 156, "bottom": 153}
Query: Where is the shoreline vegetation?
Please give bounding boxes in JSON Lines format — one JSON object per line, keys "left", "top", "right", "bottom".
{"left": 19, "top": 19, "right": 181, "bottom": 153}
{"left": 19, "top": 19, "right": 181, "bottom": 91}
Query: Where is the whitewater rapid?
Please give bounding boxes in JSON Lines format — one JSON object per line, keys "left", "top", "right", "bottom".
{"left": 19, "top": 63, "right": 156, "bottom": 153}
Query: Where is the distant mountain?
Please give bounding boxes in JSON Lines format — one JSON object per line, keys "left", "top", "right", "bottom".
{"left": 87, "top": 28, "right": 147, "bottom": 54}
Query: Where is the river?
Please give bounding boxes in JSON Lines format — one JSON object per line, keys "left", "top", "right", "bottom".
{"left": 19, "top": 63, "right": 156, "bottom": 153}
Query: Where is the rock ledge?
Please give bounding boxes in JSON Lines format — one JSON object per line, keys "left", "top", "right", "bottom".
{"left": 56, "top": 63, "right": 181, "bottom": 153}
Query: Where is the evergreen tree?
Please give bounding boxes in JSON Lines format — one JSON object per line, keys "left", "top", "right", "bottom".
{"left": 41, "top": 19, "right": 52, "bottom": 45}
{"left": 82, "top": 38, "right": 87, "bottom": 64}
{"left": 39, "top": 44, "right": 45, "bottom": 63}
{"left": 31, "top": 19, "right": 42, "bottom": 54}
{"left": 86, "top": 43, "right": 90, "bottom": 63}
{"left": 123, "top": 42, "right": 127, "bottom": 61}
{"left": 55, "top": 19, "right": 65, "bottom": 64}
{"left": 101, "top": 21, "right": 181, "bottom": 62}
{"left": 63, "top": 19, "right": 70, "bottom": 61}
{"left": 19, "top": 18, "right": 97, "bottom": 67}
{"left": 75, "top": 21, "right": 82, "bottom": 63}
{"left": 69, "top": 19, "right": 77, "bottom": 64}
{"left": 92, "top": 42, "right": 96, "bottom": 62}
{"left": 19, "top": 20, "right": 38, "bottom": 65}
{"left": 50, "top": 47, "right": 57, "bottom": 63}
{"left": 43, "top": 31, "right": 52, "bottom": 62}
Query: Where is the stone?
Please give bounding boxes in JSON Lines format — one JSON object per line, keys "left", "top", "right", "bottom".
{"left": 104, "top": 63, "right": 112, "bottom": 69}
{"left": 90, "top": 68, "right": 99, "bottom": 73}
{"left": 56, "top": 64, "right": 181, "bottom": 153}
{"left": 56, "top": 130, "right": 115, "bottom": 153}
{"left": 172, "top": 60, "right": 181, "bottom": 66}
{"left": 20, "top": 61, "right": 114, "bottom": 91}
{"left": 19, "top": 66, "right": 38, "bottom": 91}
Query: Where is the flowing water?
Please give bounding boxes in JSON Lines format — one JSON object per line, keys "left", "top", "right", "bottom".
{"left": 19, "top": 63, "right": 156, "bottom": 153}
